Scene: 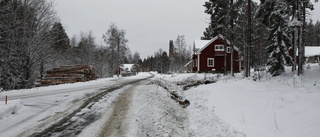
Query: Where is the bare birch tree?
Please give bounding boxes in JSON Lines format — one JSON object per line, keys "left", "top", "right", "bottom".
{"left": 102, "top": 23, "right": 128, "bottom": 77}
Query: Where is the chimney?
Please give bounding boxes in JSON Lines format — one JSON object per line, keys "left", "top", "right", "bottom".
{"left": 169, "top": 40, "right": 174, "bottom": 57}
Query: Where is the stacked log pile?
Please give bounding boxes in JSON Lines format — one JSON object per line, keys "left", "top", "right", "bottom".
{"left": 37, "top": 65, "right": 98, "bottom": 86}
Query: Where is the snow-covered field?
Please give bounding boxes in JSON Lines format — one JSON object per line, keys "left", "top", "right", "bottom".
{"left": 160, "top": 64, "right": 320, "bottom": 137}
{"left": 1, "top": 64, "right": 319, "bottom": 137}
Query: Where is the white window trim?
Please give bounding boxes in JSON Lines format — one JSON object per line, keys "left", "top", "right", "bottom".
{"left": 227, "top": 47, "right": 231, "bottom": 53}
{"left": 197, "top": 54, "right": 200, "bottom": 72}
{"left": 207, "top": 58, "right": 214, "bottom": 67}
{"left": 215, "top": 45, "right": 224, "bottom": 51}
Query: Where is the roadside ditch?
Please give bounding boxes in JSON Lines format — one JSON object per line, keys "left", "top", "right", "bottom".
{"left": 147, "top": 76, "right": 216, "bottom": 108}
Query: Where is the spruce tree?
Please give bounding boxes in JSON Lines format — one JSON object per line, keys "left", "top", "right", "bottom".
{"left": 266, "top": 29, "right": 293, "bottom": 76}
{"left": 161, "top": 51, "right": 170, "bottom": 74}
{"left": 50, "top": 22, "right": 70, "bottom": 53}
{"left": 202, "top": 0, "right": 229, "bottom": 40}
{"left": 257, "top": 0, "right": 293, "bottom": 76}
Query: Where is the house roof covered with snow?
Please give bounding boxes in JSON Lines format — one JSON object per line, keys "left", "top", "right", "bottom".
{"left": 305, "top": 46, "right": 320, "bottom": 57}
{"left": 193, "top": 40, "right": 211, "bottom": 50}
{"left": 120, "top": 64, "right": 135, "bottom": 71}
{"left": 194, "top": 35, "right": 238, "bottom": 55}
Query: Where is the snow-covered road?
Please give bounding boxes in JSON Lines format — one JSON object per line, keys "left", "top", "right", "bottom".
{"left": 79, "top": 75, "right": 191, "bottom": 137}
{"left": 97, "top": 81, "right": 141, "bottom": 137}
{"left": 0, "top": 73, "right": 153, "bottom": 137}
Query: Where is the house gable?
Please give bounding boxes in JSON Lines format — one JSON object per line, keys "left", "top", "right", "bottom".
{"left": 195, "top": 34, "right": 238, "bottom": 55}
{"left": 188, "top": 35, "right": 240, "bottom": 73}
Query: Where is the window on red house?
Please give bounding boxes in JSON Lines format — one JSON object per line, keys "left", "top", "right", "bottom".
{"left": 227, "top": 47, "right": 231, "bottom": 53}
{"left": 215, "top": 45, "right": 224, "bottom": 51}
{"left": 207, "top": 58, "right": 214, "bottom": 67}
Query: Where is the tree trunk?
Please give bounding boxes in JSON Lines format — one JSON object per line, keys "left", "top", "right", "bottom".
{"left": 246, "top": 0, "right": 252, "bottom": 77}
{"left": 224, "top": 41, "right": 227, "bottom": 75}
{"left": 292, "top": 0, "right": 297, "bottom": 72}
{"left": 230, "top": 0, "right": 234, "bottom": 76}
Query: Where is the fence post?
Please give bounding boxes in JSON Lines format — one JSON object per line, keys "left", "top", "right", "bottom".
{"left": 5, "top": 95, "right": 8, "bottom": 105}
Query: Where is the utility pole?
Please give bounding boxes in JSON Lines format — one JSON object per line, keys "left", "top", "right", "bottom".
{"left": 300, "top": 0, "right": 307, "bottom": 76}
{"left": 292, "top": 0, "right": 297, "bottom": 72}
{"left": 224, "top": 39, "right": 227, "bottom": 76}
{"left": 246, "top": 0, "right": 252, "bottom": 77}
{"left": 230, "top": 0, "right": 234, "bottom": 76}
{"left": 297, "top": 0, "right": 316, "bottom": 75}
{"left": 117, "top": 37, "right": 120, "bottom": 77}
{"left": 297, "top": 0, "right": 302, "bottom": 76}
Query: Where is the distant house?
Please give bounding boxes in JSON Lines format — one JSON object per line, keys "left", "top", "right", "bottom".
{"left": 290, "top": 46, "right": 320, "bottom": 64}
{"left": 185, "top": 35, "right": 240, "bottom": 73}
{"left": 119, "top": 64, "right": 139, "bottom": 77}
{"left": 305, "top": 46, "right": 320, "bottom": 63}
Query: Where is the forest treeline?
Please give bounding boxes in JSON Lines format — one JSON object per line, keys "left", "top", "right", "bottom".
{"left": 0, "top": 0, "right": 190, "bottom": 90}
{"left": 0, "top": 0, "right": 135, "bottom": 90}
{"left": 1, "top": 0, "right": 319, "bottom": 90}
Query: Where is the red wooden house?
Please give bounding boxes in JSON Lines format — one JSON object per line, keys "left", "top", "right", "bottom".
{"left": 185, "top": 35, "right": 240, "bottom": 73}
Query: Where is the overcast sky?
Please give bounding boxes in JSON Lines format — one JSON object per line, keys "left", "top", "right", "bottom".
{"left": 54, "top": 0, "right": 320, "bottom": 59}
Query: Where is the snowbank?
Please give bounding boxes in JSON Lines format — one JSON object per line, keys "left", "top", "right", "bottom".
{"left": 0, "top": 99, "right": 23, "bottom": 120}
{"left": 183, "top": 64, "right": 320, "bottom": 137}
{"left": 130, "top": 83, "right": 189, "bottom": 137}
{"left": 150, "top": 65, "right": 320, "bottom": 137}
{"left": 154, "top": 73, "right": 245, "bottom": 136}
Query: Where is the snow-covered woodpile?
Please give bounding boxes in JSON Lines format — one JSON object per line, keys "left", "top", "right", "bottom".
{"left": 37, "top": 65, "right": 98, "bottom": 86}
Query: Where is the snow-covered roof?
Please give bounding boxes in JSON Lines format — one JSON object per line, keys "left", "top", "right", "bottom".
{"left": 305, "top": 46, "right": 320, "bottom": 57}
{"left": 184, "top": 60, "right": 193, "bottom": 67}
{"left": 193, "top": 40, "right": 211, "bottom": 50}
{"left": 194, "top": 35, "right": 238, "bottom": 55}
{"left": 121, "top": 64, "right": 135, "bottom": 71}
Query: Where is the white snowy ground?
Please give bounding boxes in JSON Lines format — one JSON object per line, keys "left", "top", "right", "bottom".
{"left": 160, "top": 64, "right": 320, "bottom": 137}
{"left": 1, "top": 64, "right": 319, "bottom": 137}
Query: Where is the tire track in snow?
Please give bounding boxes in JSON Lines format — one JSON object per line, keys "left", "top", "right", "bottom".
{"left": 97, "top": 83, "right": 139, "bottom": 137}
{"left": 16, "top": 76, "right": 153, "bottom": 137}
